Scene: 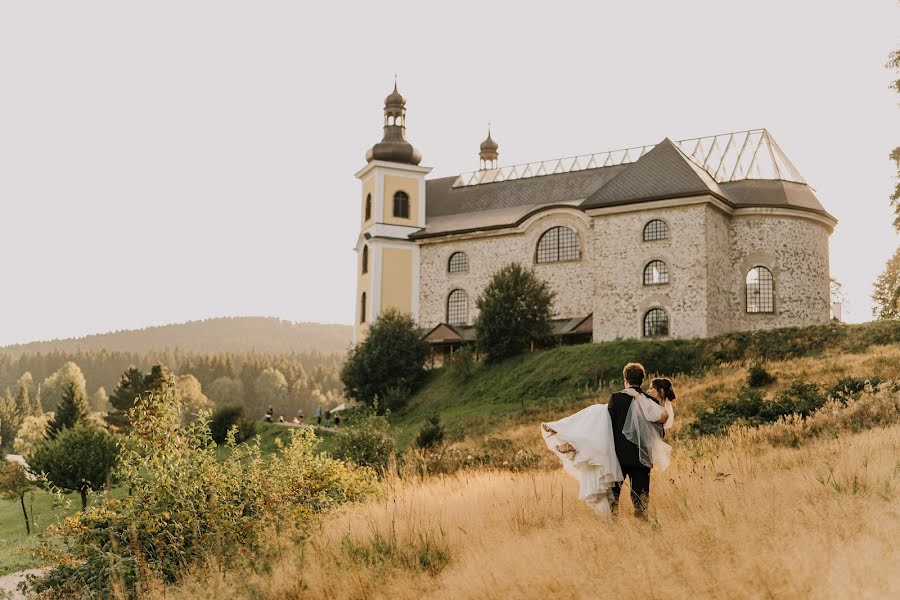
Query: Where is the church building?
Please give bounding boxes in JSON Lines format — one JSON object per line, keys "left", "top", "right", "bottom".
{"left": 352, "top": 83, "right": 837, "bottom": 352}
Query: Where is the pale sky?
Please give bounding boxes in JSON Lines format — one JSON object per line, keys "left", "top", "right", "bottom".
{"left": 0, "top": 1, "right": 897, "bottom": 346}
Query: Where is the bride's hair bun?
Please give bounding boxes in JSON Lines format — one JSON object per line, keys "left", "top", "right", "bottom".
{"left": 651, "top": 378, "right": 676, "bottom": 401}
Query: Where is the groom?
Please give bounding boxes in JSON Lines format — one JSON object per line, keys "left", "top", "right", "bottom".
{"left": 607, "top": 362, "right": 667, "bottom": 518}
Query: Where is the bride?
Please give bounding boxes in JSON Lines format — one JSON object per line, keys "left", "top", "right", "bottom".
{"left": 541, "top": 378, "right": 675, "bottom": 514}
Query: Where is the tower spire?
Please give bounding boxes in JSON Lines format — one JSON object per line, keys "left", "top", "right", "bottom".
{"left": 365, "top": 79, "right": 422, "bottom": 165}
{"left": 479, "top": 124, "right": 499, "bottom": 170}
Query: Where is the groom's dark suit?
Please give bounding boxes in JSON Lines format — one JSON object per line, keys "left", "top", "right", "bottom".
{"left": 607, "top": 386, "right": 658, "bottom": 517}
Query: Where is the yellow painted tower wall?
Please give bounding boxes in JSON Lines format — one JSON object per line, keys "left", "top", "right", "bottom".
{"left": 380, "top": 247, "right": 413, "bottom": 315}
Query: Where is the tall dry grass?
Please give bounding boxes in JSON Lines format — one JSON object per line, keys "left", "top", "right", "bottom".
{"left": 157, "top": 420, "right": 900, "bottom": 599}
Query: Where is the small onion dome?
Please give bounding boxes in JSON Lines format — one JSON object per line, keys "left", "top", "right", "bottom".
{"left": 479, "top": 129, "right": 499, "bottom": 162}
{"left": 384, "top": 82, "right": 405, "bottom": 109}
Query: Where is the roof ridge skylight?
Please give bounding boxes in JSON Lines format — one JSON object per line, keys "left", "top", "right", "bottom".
{"left": 451, "top": 129, "right": 806, "bottom": 188}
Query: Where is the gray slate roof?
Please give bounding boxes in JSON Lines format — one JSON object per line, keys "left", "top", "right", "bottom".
{"left": 414, "top": 136, "right": 833, "bottom": 239}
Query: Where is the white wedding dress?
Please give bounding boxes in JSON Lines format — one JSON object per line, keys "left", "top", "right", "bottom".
{"left": 541, "top": 393, "right": 673, "bottom": 514}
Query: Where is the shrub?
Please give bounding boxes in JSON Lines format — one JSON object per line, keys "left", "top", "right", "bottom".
{"left": 691, "top": 381, "right": 825, "bottom": 436}
{"left": 747, "top": 362, "right": 775, "bottom": 388}
{"left": 210, "top": 405, "right": 256, "bottom": 444}
{"left": 340, "top": 309, "right": 429, "bottom": 412}
{"left": 331, "top": 410, "right": 397, "bottom": 474}
{"left": 475, "top": 262, "right": 555, "bottom": 363}
{"left": 27, "top": 423, "right": 119, "bottom": 510}
{"left": 26, "top": 390, "right": 377, "bottom": 599}
{"left": 447, "top": 345, "right": 476, "bottom": 383}
{"left": 827, "top": 376, "right": 884, "bottom": 403}
{"left": 414, "top": 414, "right": 445, "bottom": 450}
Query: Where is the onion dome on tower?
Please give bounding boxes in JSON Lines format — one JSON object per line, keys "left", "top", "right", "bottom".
{"left": 366, "top": 80, "right": 423, "bottom": 166}
{"left": 479, "top": 127, "right": 499, "bottom": 170}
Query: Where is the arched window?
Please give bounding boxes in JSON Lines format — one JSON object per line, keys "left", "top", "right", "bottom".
{"left": 448, "top": 251, "right": 469, "bottom": 273}
{"left": 447, "top": 289, "right": 468, "bottom": 325}
{"left": 393, "top": 191, "right": 410, "bottom": 219}
{"left": 365, "top": 194, "right": 372, "bottom": 221}
{"left": 536, "top": 226, "right": 580, "bottom": 263}
{"left": 746, "top": 266, "right": 775, "bottom": 313}
{"left": 643, "top": 220, "right": 669, "bottom": 241}
{"left": 643, "top": 308, "right": 669, "bottom": 338}
{"left": 361, "top": 245, "right": 369, "bottom": 274}
{"left": 643, "top": 260, "right": 668, "bottom": 285}
{"left": 360, "top": 292, "right": 367, "bottom": 324}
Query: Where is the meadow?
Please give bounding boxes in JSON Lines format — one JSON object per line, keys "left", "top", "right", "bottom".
{"left": 149, "top": 341, "right": 900, "bottom": 599}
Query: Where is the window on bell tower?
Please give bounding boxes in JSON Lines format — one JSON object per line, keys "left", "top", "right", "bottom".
{"left": 365, "top": 194, "right": 372, "bottom": 221}
{"left": 393, "top": 191, "right": 410, "bottom": 219}
{"left": 361, "top": 245, "right": 369, "bottom": 274}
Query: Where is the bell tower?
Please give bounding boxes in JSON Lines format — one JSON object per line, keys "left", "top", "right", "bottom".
{"left": 353, "top": 80, "right": 431, "bottom": 344}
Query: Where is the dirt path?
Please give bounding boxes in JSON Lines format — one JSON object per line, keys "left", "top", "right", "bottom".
{"left": 0, "top": 568, "right": 44, "bottom": 599}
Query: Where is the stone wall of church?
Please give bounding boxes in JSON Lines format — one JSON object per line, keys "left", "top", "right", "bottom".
{"left": 727, "top": 214, "right": 831, "bottom": 332}
{"left": 704, "top": 206, "right": 734, "bottom": 337}
{"left": 417, "top": 211, "right": 595, "bottom": 330}
{"left": 591, "top": 203, "right": 712, "bottom": 341}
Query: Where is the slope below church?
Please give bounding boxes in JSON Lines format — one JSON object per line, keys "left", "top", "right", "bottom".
{"left": 353, "top": 83, "right": 837, "bottom": 353}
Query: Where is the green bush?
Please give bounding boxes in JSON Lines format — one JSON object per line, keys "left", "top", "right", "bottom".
{"left": 340, "top": 309, "right": 429, "bottom": 412}
{"left": 475, "top": 262, "right": 555, "bottom": 363}
{"left": 747, "top": 362, "right": 775, "bottom": 388}
{"left": 827, "top": 376, "right": 884, "bottom": 403}
{"left": 210, "top": 404, "right": 256, "bottom": 444}
{"left": 332, "top": 410, "right": 397, "bottom": 474}
{"left": 414, "top": 414, "right": 445, "bottom": 450}
{"left": 690, "top": 381, "right": 826, "bottom": 436}
{"left": 447, "top": 346, "right": 476, "bottom": 383}
{"left": 27, "top": 423, "right": 119, "bottom": 510}
{"left": 26, "top": 390, "right": 377, "bottom": 599}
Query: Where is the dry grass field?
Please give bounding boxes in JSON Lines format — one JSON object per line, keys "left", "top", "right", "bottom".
{"left": 154, "top": 346, "right": 900, "bottom": 600}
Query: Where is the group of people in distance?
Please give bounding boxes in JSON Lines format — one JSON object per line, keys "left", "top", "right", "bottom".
{"left": 262, "top": 405, "right": 342, "bottom": 427}
{"left": 542, "top": 362, "right": 676, "bottom": 518}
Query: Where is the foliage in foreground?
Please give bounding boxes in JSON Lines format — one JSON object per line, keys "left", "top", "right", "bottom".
{"left": 26, "top": 391, "right": 378, "bottom": 599}
{"left": 331, "top": 409, "right": 397, "bottom": 474}
{"left": 340, "top": 309, "right": 429, "bottom": 412}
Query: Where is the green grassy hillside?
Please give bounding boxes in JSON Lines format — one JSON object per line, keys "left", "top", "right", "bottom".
{"left": 392, "top": 320, "right": 900, "bottom": 446}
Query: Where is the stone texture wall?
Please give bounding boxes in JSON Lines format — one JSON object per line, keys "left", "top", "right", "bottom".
{"left": 727, "top": 214, "right": 831, "bottom": 332}
{"left": 416, "top": 200, "right": 831, "bottom": 341}
{"left": 591, "top": 204, "right": 711, "bottom": 341}
{"left": 705, "top": 206, "right": 733, "bottom": 337}
{"left": 418, "top": 211, "right": 594, "bottom": 330}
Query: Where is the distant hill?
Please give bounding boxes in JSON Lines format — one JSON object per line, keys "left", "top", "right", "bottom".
{"left": 0, "top": 317, "right": 353, "bottom": 358}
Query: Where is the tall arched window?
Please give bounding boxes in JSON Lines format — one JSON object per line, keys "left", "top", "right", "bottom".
{"left": 536, "top": 226, "right": 580, "bottom": 263}
{"left": 447, "top": 289, "right": 468, "bottom": 325}
{"left": 361, "top": 245, "right": 369, "bottom": 274}
{"left": 746, "top": 266, "right": 775, "bottom": 313}
{"left": 365, "top": 193, "right": 372, "bottom": 221}
{"left": 393, "top": 191, "right": 410, "bottom": 219}
{"left": 360, "top": 292, "right": 367, "bottom": 323}
{"left": 448, "top": 251, "right": 469, "bottom": 273}
{"left": 643, "top": 260, "right": 668, "bottom": 285}
{"left": 643, "top": 308, "right": 669, "bottom": 338}
{"left": 643, "top": 219, "right": 669, "bottom": 241}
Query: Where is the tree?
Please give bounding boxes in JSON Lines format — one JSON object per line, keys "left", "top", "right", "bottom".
{"left": 475, "top": 262, "right": 555, "bottom": 363}
{"left": 0, "top": 460, "right": 35, "bottom": 534}
{"left": 0, "top": 387, "right": 21, "bottom": 450}
{"left": 46, "top": 381, "right": 90, "bottom": 439}
{"left": 206, "top": 376, "right": 245, "bottom": 407}
{"left": 41, "top": 362, "right": 87, "bottom": 414}
{"left": 28, "top": 424, "right": 120, "bottom": 510}
{"left": 873, "top": 247, "right": 900, "bottom": 319}
{"left": 107, "top": 364, "right": 175, "bottom": 430}
{"left": 175, "top": 374, "right": 213, "bottom": 423}
{"left": 340, "top": 309, "right": 429, "bottom": 412}
{"left": 209, "top": 405, "right": 256, "bottom": 444}
{"left": 15, "top": 373, "right": 37, "bottom": 418}
{"left": 90, "top": 387, "right": 110, "bottom": 413}
{"left": 13, "top": 414, "right": 52, "bottom": 457}
{"left": 253, "top": 368, "right": 288, "bottom": 414}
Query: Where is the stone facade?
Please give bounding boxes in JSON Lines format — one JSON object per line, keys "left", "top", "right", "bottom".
{"left": 417, "top": 197, "right": 833, "bottom": 341}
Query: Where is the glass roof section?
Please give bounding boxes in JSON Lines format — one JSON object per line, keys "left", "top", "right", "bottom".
{"left": 451, "top": 129, "right": 806, "bottom": 188}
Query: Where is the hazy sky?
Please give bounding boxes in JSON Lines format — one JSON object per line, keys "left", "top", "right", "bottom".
{"left": 1, "top": 1, "right": 897, "bottom": 346}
